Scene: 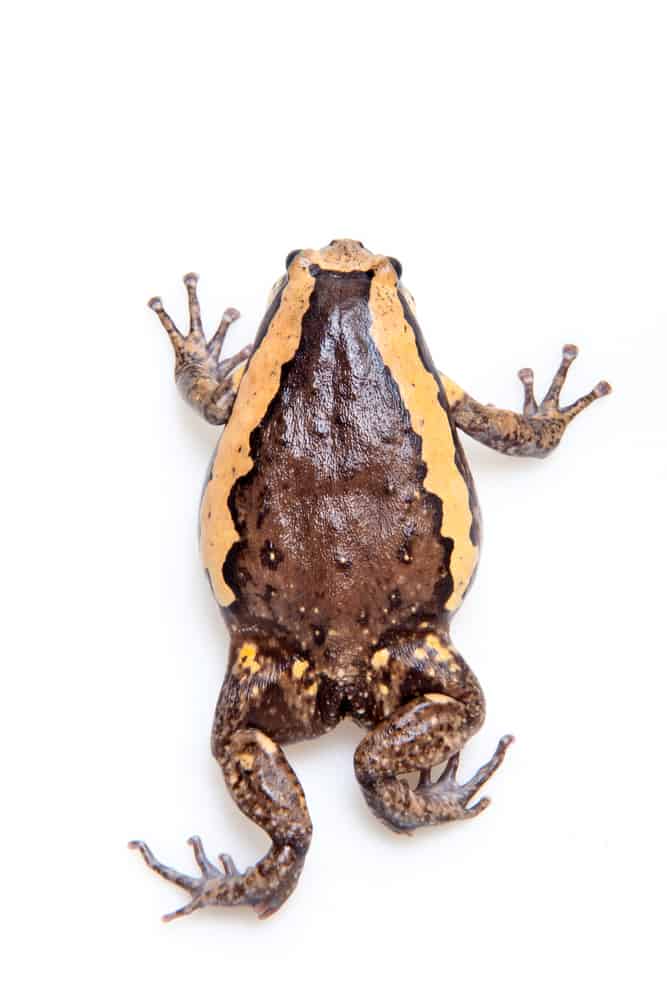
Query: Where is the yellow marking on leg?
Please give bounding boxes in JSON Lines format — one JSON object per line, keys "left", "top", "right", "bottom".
{"left": 425, "top": 634, "right": 452, "bottom": 660}
{"left": 292, "top": 658, "right": 309, "bottom": 679}
{"left": 200, "top": 261, "right": 317, "bottom": 607}
{"left": 413, "top": 647, "right": 428, "bottom": 661}
{"left": 238, "top": 753, "right": 255, "bottom": 770}
{"left": 371, "top": 648, "right": 390, "bottom": 668}
{"left": 425, "top": 693, "right": 457, "bottom": 705}
{"left": 255, "top": 732, "right": 277, "bottom": 754}
{"left": 237, "top": 641, "right": 262, "bottom": 675}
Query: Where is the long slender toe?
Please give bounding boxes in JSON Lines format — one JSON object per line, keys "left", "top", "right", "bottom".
{"left": 442, "top": 751, "right": 460, "bottom": 781}
{"left": 129, "top": 839, "right": 199, "bottom": 892}
{"left": 162, "top": 898, "right": 203, "bottom": 923}
{"left": 464, "top": 796, "right": 491, "bottom": 818}
{"left": 218, "top": 853, "right": 240, "bottom": 878}
{"left": 544, "top": 344, "right": 578, "bottom": 406}
{"left": 518, "top": 368, "right": 537, "bottom": 416}
{"left": 461, "top": 735, "right": 514, "bottom": 801}
{"left": 188, "top": 836, "right": 221, "bottom": 878}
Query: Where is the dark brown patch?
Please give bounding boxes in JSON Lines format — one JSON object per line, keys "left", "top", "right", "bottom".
{"left": 260, "top": 539, "right": 283, "bottom": 570}
{"left": 223, "top": 270, "right": 455, "bottom": 672}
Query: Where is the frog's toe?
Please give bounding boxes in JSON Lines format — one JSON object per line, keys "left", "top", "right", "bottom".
{"left": 187, "top": 834, "right": 221, "bottom": 878}
{"left": 218, "top": 852, "right": 241, "bottom": 877}
{"left": 128, "top": 839, "right": 200, "bottom": 892}
{"left": 463, "top": 796, "right": 491, "bottom": 818}
{"left": 562, "top": 378, "right": 612, "bottom": 420}
{"left": 421, "top": 734, "right": 514, "bottom": 819}
{"left": 522, "top": 344, "right": 612, "bottom": 422}
{"left": 162, "top": 897, "right": 204, "bottom": 923}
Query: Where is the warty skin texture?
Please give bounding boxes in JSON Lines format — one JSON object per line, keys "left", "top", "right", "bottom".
{"left": 130, "top": 239, "right": 611, "bottom": 920}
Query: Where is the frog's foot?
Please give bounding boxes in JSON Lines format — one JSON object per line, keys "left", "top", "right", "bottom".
{"left": 129, "top": 835, "right": 300, "bottom": 921}
{"left": 518, "top": 344, "right": 611, "bottom": 424}
{"left": 130, "top": 730, "right": 313, "bottom": 921}
{"left": 416, "top": 735, "right": 514, "bottom": 824}
{"left": 148, "top": 273, "right": 252, "bottom": 424}
{"left": 149, "top": 274, "right": 249, "bottom": 378}
{"left": 355, "top": 686, "right": 514, "bottom": 833}
{"left": 128, "top": 836, "right": 236, "bottom": 922}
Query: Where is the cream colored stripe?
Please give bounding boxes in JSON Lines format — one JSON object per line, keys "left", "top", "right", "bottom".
{"left": 200, "top": 264, "right": 316, "bottom": 607}
{"left": 368, "top": 266, "right": 478, "bottom": 612}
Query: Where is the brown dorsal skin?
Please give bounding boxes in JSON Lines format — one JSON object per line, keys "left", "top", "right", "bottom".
{"left": 132, "top": 239, "right": 611, "bottom": 921}
{"left": 223, "top": 268, "right": 464, "bottom": 675}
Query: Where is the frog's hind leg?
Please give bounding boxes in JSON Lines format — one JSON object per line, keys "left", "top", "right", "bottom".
{"left": 354, "top": 635, "right": 513, "bottom": 832}
{"left": 130, "top": 729, "right": 312, "bottom": 920}
{"left": 217, "top": 728, "right": 313, "bottom": 918}
{"left": 130, "top": 634, "right": 330, "bottom": 921}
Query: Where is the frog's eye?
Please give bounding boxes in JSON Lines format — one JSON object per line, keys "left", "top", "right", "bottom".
{"left": 388, "top": 257, "right": 403, "bottom": 280}
{"left": 285, "top": 249, "right": 301, "bottom": 270}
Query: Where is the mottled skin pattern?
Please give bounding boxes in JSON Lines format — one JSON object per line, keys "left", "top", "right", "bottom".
{"left": 131, "top": 240, "right": 611, "bottom": 921}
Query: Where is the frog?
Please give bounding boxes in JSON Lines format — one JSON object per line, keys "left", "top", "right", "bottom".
{"left": 130, "top": 239, "right": 611, "bottom": 921}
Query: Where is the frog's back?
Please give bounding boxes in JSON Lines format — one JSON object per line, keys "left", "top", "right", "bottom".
{"left": 200, "top": 248, "right": 480, "bottom": 657}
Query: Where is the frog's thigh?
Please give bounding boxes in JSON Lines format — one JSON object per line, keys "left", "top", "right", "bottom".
{"left": 354, "top": 634, "right": 514, "bottom": 832}
{"left": 365, "top": 630, "right": 484, "bottom": 721}
{"left": 212, "top": 640, "right": 329, "bottom": 748}
{"left": 358, "top": 632, "right": 487, "bottom": 782}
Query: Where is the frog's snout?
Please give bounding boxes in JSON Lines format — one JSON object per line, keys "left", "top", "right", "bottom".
{"left": 329, "top": 238, "right": 365, "bottom": 248}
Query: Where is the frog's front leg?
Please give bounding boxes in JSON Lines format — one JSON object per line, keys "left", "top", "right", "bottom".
{"left": 148, "top": 273, "right": 252, "bottom": 424}
{"left": 130, "top": 729, "right": 312, "bottom": 920}
{"left": 441, "top": 344, "right": 611, "bottom": 457}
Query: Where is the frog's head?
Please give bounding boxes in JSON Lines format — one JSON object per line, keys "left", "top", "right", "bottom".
{"left": 268, "top": 239, "right": 416, "bottom": 314}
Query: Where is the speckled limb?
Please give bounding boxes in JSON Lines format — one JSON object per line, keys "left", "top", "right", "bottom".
{"left": 354, "top": 677, "right": 513, "bottom": 833}
{"left": 129, "top": 729, "right": 312, "bottom": 920}
{"left": 148, "top": 272, "right": 252, "bottom": 424}
{"left": 441, "top": 344, "right": 611, "bottom": 457}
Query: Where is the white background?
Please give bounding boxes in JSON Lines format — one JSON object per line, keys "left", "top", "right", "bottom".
{"left": 3, "top": 2, "right": 666, "bottom": 998}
